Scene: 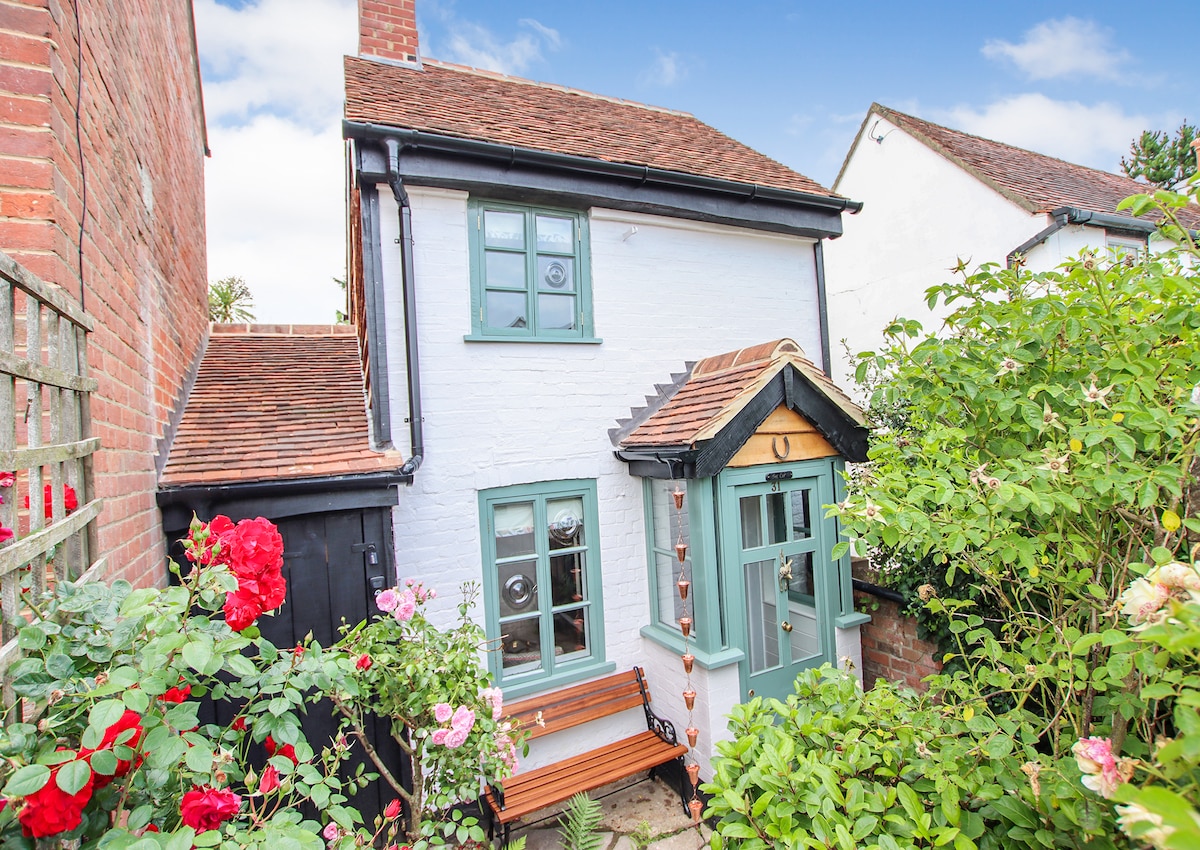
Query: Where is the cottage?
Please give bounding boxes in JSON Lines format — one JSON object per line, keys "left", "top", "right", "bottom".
{"left": 344, "top": 1, "right": 867, "bottom": 776}
{"left": 824, "top": 103, "right": 1200, "bottom": 388}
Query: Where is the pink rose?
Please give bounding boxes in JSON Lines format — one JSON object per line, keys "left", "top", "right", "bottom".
{"left": 451, "top": 706, "right": 476, "bottom": 733}
{"left": 323, "top": 821, "right": 343, "bottom": 841}
{"left": 444, "top": 727, "right": 468, "bottom": 749}
{"left": 394, "top": 590, "right": 416, "bottom": 622}
{"left": 376, "top": 588, "right": 399, "bottom": 612}
{"left": 434, "top": 703, "right": 453, "bottom": 723}
{"left": 431, "top": 728, "right": 449, "bottom": 745}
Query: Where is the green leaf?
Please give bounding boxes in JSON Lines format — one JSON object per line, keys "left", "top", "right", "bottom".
{"left": 56, "top": 759, "right": 92, "bottom": 795}
{"left": 90, "top": 698, "right": 127, "bottom": 732}
{"left": 3, "top": 764, "right": 51, "bottom": 796}
{"left": 89, "top": 748, "right": 119, "bottom": 777}
{"left": 182, "top": 635, "right": 215, "bottom": 674}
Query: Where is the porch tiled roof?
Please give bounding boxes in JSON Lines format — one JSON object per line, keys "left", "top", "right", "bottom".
{"left": 344, "top": 56, "right": 837, "bottom": 198}
{"left": 160, "top": 325, "right": 404, "bottom": 487}
{"left": 869, "top": 104, "right": 1200, "bottom": 228}
{"left": 616, "top": 339, "right": 864, "bottom": 449}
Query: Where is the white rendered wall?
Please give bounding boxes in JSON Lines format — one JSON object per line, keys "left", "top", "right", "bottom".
{"left": 824, "top": 114, "right": 1042, "bottom": 389}
{"left": 377, "top": 186, "right": 830, "bottom": 770}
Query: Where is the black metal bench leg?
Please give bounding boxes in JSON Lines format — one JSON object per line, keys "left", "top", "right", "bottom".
{"left": 674, "top": 756, "right": 690, "bottom": 815}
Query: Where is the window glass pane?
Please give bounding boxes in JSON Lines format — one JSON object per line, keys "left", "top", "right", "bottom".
{"left": 538, "top": 294, "right": 576, "bottom": 330}
{"left": 485, "top": 251, "right": 527, "bottom": 289}
{"left": 487, "top": 290, "right": 527, "bottom": 329}
{"left": 547, "top": 497, "right": 585, "bottom": 548}
{"left": 650, "top": 481, "right": 688, "bottom": 551}
{"left": 497, "top": 558, "right": 538, "bottom": 616}
{"left": 535, "top": 215, "right": 573, "bottom": 253}
{"left": 537, "top": 256, "right": 574, "bottom": 292}
{"left": 740, "top": 496, "right": 763, "bottom": 549}
{"left": 655, "top": 552, "right": 688, "bottom": 630}
{"left": 786, "top": 551, "right": 815, "bottom": 600}
{"left": 745, "top": 559, "right": 779, "bottom": 674}
{"left": 787, "top": 553, "right": 820, "bottom": 662}
{"left": 485, "top": 210, "right": 525, "bottom": 249}
{"left": 494, "top": 502, "right": 534, "bottom": 554}
{"left": 766, "top": 492, "right": 788, "bottom": 545}
{"left": 555, "top": 607, "right": 590, "bottom": 657}
{"left": 500, "top": 616, "right": 542, "bottom": 670}
{"left": 791, "top": 489, "right": 812, "bottom": 540}
{"left": 550, "top": 551, "right": 584, "bottom": 607}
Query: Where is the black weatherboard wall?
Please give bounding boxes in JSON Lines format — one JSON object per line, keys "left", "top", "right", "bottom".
{"left": 158, "top": 473, "right": 409, "bottom": 822}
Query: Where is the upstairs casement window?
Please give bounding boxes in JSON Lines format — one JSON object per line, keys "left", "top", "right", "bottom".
{"left": 467, "top": 201, "right": 596, "bottom": 342}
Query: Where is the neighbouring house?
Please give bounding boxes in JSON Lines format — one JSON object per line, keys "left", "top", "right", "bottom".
{"left": 157, "top": 323, "right": 409, "bottom": 821}
{"left": 823, "top": 103, "right": 1200, "bottom": 389}
{"left": 345, "top": 1, "right": 869, "bottom": 776}
{"left": 0, "top": 0, "right": 209, "bottom": 586}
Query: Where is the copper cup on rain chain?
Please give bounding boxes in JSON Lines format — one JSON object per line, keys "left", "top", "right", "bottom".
{"left": 689, "top": 798, "right": 704, "bottom": 822}
{"left": 683, "top": 688, "right": 696, "bottom": 710}
{"left": 679, "top": 617, "right": 692, "bottom": 637}
{"left": 686, "top": 726, "right": 699, "bottom": 747}
{"left": 673, "top": 486, "right": 685, "bottom": 510}
{"left": 675, "top": 542, "right": 688, "bottom": 563}
{"left": 681, "top": 653, "right": 695, "bottom": 674}
{"left": 676, "top": 578, "right": 690, "bottom": 600}
{"left": 686, "top": 762, "right": 701, "bottom": 788}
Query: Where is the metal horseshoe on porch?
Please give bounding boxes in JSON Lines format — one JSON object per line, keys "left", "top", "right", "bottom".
{"left": 771, "top": 435, "right": 791, "bottom": 460}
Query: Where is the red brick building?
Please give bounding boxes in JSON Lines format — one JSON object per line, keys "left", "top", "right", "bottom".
{"left": 0, "top": 0, "right": 209, "bottom": 586}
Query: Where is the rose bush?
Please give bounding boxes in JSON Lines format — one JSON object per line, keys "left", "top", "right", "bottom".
{"left": 0, "top": 515, "right": 369, "bottom": 848}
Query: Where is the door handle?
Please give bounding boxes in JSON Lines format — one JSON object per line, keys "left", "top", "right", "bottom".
{"left": 782, "top": 621, "right": 793, "bottom": 633}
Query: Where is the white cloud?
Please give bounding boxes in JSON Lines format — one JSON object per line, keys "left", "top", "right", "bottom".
{"left": 936, "top": 93, "right": 1179, "bottom": 172}
{"left": 641, "top": 49, "right": 686, "bottom": 87}
{"left": 981, "top": 17, "right": 1132, "bottom": 81}
{"left": 437, "top": 17, "right": 561, "bottom": 75}
{"left": 204, "top": 116, "right": 347, "bottom": 324}
{"left": 194, "top": 0, "right": 356, "bottom": 127}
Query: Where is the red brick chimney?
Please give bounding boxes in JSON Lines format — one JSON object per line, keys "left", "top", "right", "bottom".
{"left": 358, "top": 0, "right": 420, "bottom": 65}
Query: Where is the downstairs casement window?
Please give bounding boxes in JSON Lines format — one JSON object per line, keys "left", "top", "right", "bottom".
{"left": 478, "top": 480, "right": 609, "bottom": 695}
{"left": 466, "top": 200, "right": 596, "bottom": 342}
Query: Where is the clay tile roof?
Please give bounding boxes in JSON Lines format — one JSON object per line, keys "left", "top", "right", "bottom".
{"left": 160, "top": 326, "right": 405, "bottom": 487}
{"left": 871, "top": 104, "right": 1200, "bottom": 228}
{"left": 617, "top": 339, "right": 864, "bottom": 450}
{"left": 344, "top": 55, "right": 836, "bottom": 198}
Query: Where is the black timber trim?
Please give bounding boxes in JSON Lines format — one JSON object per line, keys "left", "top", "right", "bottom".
{"left": 615, "top": 364, "right": 868, "bottom": 479}
{"left": 348, "top": 129, "right": 851, "bottom": 239}
{"left": 157, "top": 471, "right": 408, "bottom": 529}
{"left": 813, "top": 240, "right": 832, "bottom": 375}
{"left": 360, "top": 180, "right": 394, "bottom": 447}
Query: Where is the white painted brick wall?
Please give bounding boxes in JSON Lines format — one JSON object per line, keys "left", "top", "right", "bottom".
{"left": 376, "top": 185, "right": 832, "bottom": 770}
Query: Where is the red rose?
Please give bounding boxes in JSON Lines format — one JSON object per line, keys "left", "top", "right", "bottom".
{"left": 227, "top": 518, "right": 284, "bottom": 578}
{"left": 223, "top": 589, "right": 263, "bottom": 632}
{"left": 180, "top": 786, "right": 241, "bottom": 832}
{"left": 160, "top": 680, "right": 192, "bottom": 704}
{"left": 24, "top": 484, "right": 78, "bottom": 520}
{"left": 0, "top": 471, "right": 14, "bottom": 487}
{"left": 356, "top": 653, "right": 372, "bottom": 671}
{"left": 18, "top": 763, "right": 94, "bottom": 838}
{"left": 230, "top": 716, "right": 247, "bottom": 732}
{"left": 81, "top": 709, "right": 144, "bottom": 785}
{"left": 258, "top": 765, "right": 280, "bottom": 794}
{"left": 264, "top": 736, "right": 298, "bottom": 764}
{"left": 186, "top": 515, "right": 236, "bottom": 566}
{"left": 0, "top": 525, "right": 12, "bottom": 543}
{"left": 384, "top": 798, "right": 402, "bottom": 820}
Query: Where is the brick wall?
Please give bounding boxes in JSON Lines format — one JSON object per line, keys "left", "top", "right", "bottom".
{"left": 854, "top": 591, "right": 942, "bottom": 692}
{"left": 358, "top": 0, "right": 419, "bottom": 64}
{"left": 0, "top": 0, "right": 208, "bottom": 586}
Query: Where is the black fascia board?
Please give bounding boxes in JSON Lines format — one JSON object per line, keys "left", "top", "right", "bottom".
{"left": 359, "top": 181, "right": 393, "bottom": 447}
{"left": 157, "top": 470, "right": 410, "bottom": 529}
{"left": 345, "top": 123, "right": 857, "bottom": 239}
{"left": 615, "top": 365, "right": 868, "bottom": 479}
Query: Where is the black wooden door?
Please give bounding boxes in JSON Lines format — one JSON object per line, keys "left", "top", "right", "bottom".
{"left": 181, "top": 506, "right": 409, "bottom": 824}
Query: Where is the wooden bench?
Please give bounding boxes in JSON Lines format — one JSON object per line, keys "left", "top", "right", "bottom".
{"left": 484, "top": 667, "right": 690, "bottom": 843}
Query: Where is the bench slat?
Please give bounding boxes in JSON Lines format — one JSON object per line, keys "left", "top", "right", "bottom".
{"left": 504, "top": 668, "right": 654, "bottom": 740}
{"left": 487, "top": 731, "right": 687, "bottom": 823}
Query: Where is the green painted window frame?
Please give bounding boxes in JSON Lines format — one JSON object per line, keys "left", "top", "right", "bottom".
{"left": 478, "top": 479, "right": 611, "bottom": 698}
{"left": 640, "top": 477, "right": 742, "bottom": 669}
{"left": 466, "top": 199, "right": 597, "bottom": 342}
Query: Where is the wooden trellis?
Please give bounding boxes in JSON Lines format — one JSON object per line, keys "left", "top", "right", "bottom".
{"left": 0, "top": 250, "right": 103, "bottom": 717}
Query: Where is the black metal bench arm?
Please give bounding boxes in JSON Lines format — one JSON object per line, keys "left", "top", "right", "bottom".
{"left": 635, "top": 666, "right": 679, "bottom": 746}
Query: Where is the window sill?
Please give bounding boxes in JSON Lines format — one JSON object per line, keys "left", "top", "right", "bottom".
{"left": 464, "top": 334, "right": 603, "bottom": 344}
{"left": 639, "top": 625, "right": 743, "bottom": 670}
{"left": 835, "top": 611, "right": 872, "bottom": 628}
{"left": 499, "top": 660, "right": 616, "bottom": 700}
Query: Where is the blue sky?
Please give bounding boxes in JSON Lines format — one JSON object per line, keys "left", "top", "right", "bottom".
{"left": 195, "top": 0, "right": 1192, "bottom": 323}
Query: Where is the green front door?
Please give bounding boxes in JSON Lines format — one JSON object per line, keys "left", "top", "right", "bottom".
{"left": 721, "top": 462, "right": 839, "bottom": 702}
